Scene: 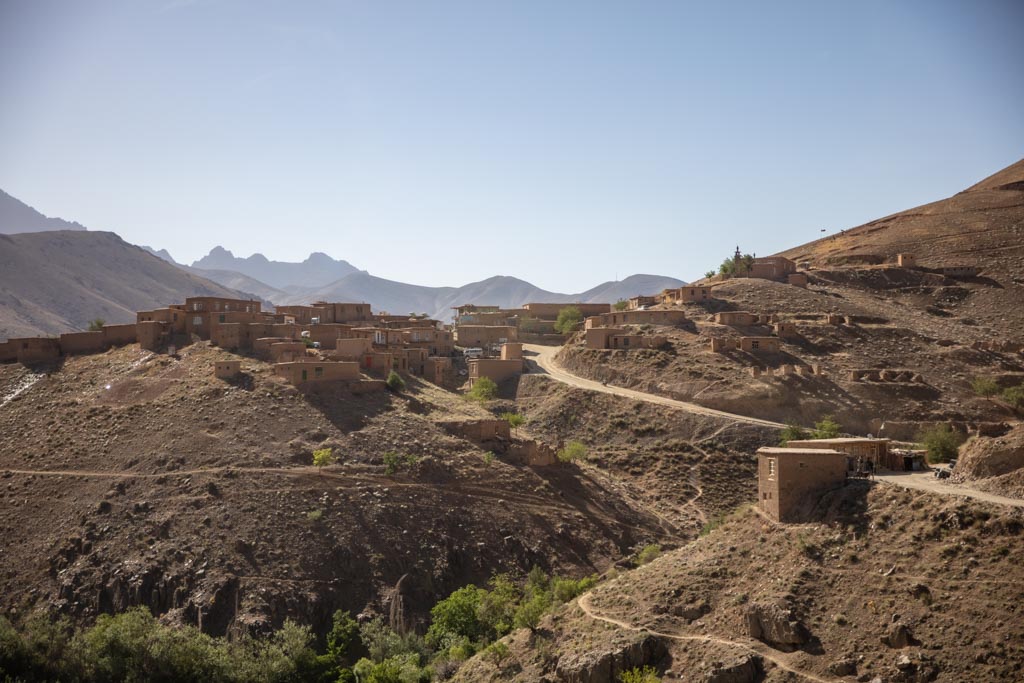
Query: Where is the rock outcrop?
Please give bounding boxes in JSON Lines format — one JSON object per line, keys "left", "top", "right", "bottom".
{"left": 743, "top": 601, "right": 810, "bottom": 649}
{"left": 555, "top": 634, "right": 667, "bottom": 683}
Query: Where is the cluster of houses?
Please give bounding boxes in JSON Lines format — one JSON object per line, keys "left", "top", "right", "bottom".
{"left": 1, "top": 296, "right": 459, "bottom": 388}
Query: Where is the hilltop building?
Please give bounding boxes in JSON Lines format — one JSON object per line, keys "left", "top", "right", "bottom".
{"left": 757, "top": 447, "right": 848, "bottom": 522}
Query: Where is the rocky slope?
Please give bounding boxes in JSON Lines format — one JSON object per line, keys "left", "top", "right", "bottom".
{"left": 0, "top": 343, "right": 702, "bottom": 637}
{"left": 455, "top": 483, "right": 1024, "bottom": 682}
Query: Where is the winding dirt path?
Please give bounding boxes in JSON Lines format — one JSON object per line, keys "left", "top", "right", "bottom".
{"left": 523, "top": 344, "right": 785, "bottom": 429}
{"left": 874, "top": 471, "right": 1024, "bottom": 509}
{"left": 576, "top": 593, "right": 835, "bottom": 683}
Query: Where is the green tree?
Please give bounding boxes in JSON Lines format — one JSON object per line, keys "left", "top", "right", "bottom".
{"left": 1003, "top": 385, "right": 1024, "bottom": 410}
{"left": 719, "top": 258, "right": 736, "bottom": 276}
{"left": 740, "top": 254, "right": 755, "bottom": 273}
{"left": 812, "top": 415, "right": 841, "bottom": 439}
{"left": 554, "top": 306, "right": 584, "bottom": 334}
{"left": 704, "top": 270, "right": 716, "bottom": 279}
{"left": 972, "top": 376, "right": 1000, "bottom": 398}
{"left": 312, "top": 448, "right": 335, "bottom": 473}
{"left": 477, "top": 574, "right": 522, "bottom": 638}
{"left": 778, "top": 422, "right": 808, "bottom": 446}
{"left": 613, "top": 300, "right": 629, "bottom": 311}
{"left": 916, "top": 424, "right": 965, "bottom": 463}
{"left": 425, "top": 585, "right": 486, "bottom": 648}
{"left": 466, "top": 377, "right": 498, "bottom": 401}
{"left": 324, "top": 610, "right": 362, "bottom": 671}
{"left": 512, "top": 592, "right": 550, "bottom": 632}
{"left": 386, "top": 370, "right": 406, "bottom": 392}
{"left": 87, "top": 318, "right": 105, "bottom": 332}
{"left": 557, "top": 440, "right": 588, "bottom": 462}
{"left": 501, "top": 411, "right": 526, "bottom": 436}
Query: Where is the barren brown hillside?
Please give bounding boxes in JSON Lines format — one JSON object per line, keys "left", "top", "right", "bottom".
{"left": 0, "top": 231, "right": 254, "bottom": 339}
{"left": 556, "top": 160, "right": 1024, "bottom": 439}
{"left": 0, "top": 343, "right": 728, "bottom": 637}
{"left": 455, "top": 483, "right": 1024, "bottom": 682}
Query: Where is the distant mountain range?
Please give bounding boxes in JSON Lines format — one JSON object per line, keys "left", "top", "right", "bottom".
{"left": 0, "top": 189, "right": 88, "bottom": 234}
{"left": 0, "top": 187, "right": 685, "bottom": 335}
{"left": 173, "top": 246, "right": 685, "bottom": 320}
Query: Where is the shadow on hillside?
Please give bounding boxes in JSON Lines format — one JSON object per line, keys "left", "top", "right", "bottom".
{"left": 299, "top": 383, "right": 393, "bottom": 432}
{"left": 531, "top": 465, "right": 684, "bottom": 553}
{"left": 807, "top": 479, "right": 873, "bottom": 534}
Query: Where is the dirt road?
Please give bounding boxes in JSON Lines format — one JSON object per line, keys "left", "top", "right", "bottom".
{"left": 523, "top": 344, "right": 786, "bottom": 429}
{"left": 874, "top": 470, "right": 1024, "bottom": 509}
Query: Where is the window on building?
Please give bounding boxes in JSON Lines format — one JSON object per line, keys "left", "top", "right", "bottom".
{"left": 768, "top": 458, "right": 776, "bottom": 479}
{"left": 751, "top": 340, "right": 760, "bottom": 350}
{"left": 315, "top": 367, "right": 323, "bottom": 378}
{"left": 192, "top": 302, "right": 203, "bottom": 311}
{"left": 173, "top": 313, "right": 178, "bottom": 321}
{"left": 623, "top": 337, "right": 630, "bottom": 346}
{"left": 219, "top": 315, "right": 226, "bottom": 323}
{"left": 301, "top": 369, "right": 308, "bottom": 381}
{"left": 193, "top": 316, "right": 203, "bottom": 326}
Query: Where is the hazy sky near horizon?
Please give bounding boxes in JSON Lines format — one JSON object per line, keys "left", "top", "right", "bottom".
{"left": 1, "top": 1, "right": 1022, "bottom": 292}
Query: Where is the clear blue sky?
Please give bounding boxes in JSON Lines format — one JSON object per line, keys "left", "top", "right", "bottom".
{"left": 1, "top": 1, "right": 1021, "bottom": 292}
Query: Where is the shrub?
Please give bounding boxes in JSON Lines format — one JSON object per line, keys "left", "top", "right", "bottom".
{"left": 551, "top": 575, "right": 597, "bottom": 603}
{"left": 512, "top": 591, "right": 550, "bottom": 632}
{"left": 916, "top": 424, "right": 965, "bottom": 463}
{"left": 481, "top": 451, "right": 495, "bottom": 466}
{"left": 972, "top": 376, "right": 1000, "bottom": 397}
{"left": 426, "top": 585, "right": 486, "bottom": 648}
{"left": 383, "top": 451, "right": 402, "bottom": 476}
{"left": 812, "top": 414, "right": 841, "bottom": 439}
{"left": 634, "top": 544, "right": 661, "bottom": 566}
{"left": 484, "top": 640, "right": 510, "bottom": 665}
{"left": 557, "top": 440, "right": 588, "bottom": 462}
{"left": 620, "top": 665, "right": 662, "bottom": 683}
{"left": 307, "top": 509, "right": 324, "bottom": 522}
{"left": 778, "top": 421, "right": 808, "bottom": 446}
{"left": 466, "top": 377, "right": 498, "bottom": 402}
{"left": 312, "top": 447, "right": 335, "bottom": 472}
{"left": 553, "top": 306, "right": 583, "bottom": 334}
{"left": 386, "top": 370, "right": 405, "bottom": 392}
{"left": 477, "top": 574, "right": 521, "bottom": 638}
{"left": 613, "top": 300, "right": 629, "bottom": 311}
{"left": 87, "top": 318, "right": 105, "bottom": 332}
{"left": 1003, "top": 385, "right": 1024, "bottom": 410}
{"left": 501, "top": 411, "right": 526, "bottom": 435}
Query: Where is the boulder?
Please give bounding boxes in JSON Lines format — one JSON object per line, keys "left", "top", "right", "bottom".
{"left": 891, "top": 651, "right": 939, "bottom": 682}
{"left": 704, "top": 654, "right": 763, "bottom": 683}
{"left": 744, "top": 601, "right": 810, "bottom": 649}
{"left": 828, "top": 657, "right": 858, "bottom": 676}
{"left": 881, "top": 622, "right": 915, "bottom": 649}
{"left": 672, "top": 600, "right": 710, "bottom": 621}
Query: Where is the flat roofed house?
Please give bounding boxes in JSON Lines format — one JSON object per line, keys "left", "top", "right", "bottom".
{"left": 785, "top": 437, "right": 892, "bottom": 469}
{"left": 757, "top": 447, "right": 847, "bottom": 522}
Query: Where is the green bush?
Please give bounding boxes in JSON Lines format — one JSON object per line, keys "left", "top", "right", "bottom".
{"left": 386, "top": 370, "right": 405, "bottom": 392}
{"left": 613, "top": 300, "right": 629, "bottom": 311}
{"left": 778, "top": 422, "right": 808, "bottom": 445}
{"left": 557, "top": 440, "right": 588, "bottom": 462}
{"left": 382, "top": 452, "right": 402, "bottom": 476}
{"left": 972, "top": 376, "right": 1000, "bottom": 397}
{"left": 476, "top": 574, "right": 521, "bottom": 638}
{"left": 466, "top": 377, "right": 498, "bottom": 402}
{"left": 620, "top": 666, "right": 662, "bottom": 683}
{"left": 916, "top": 424, "right": 965, "bottom": 463}
{"left": 634, "top": 544, "right": 661, "bottom": 566}
{"left": 553, "top": 306, "right": 583, "bottom": 334}
{"left": 500, "top": 411, "right": 525, "bottom": 435}
{"left": 812, "top": 415, "right": 841, "bottom": 439}
{"left": 1003, "top": 385, "right": 1024, "bottom": 410}
{"left": 425, "top": 585, "right": 487, "bottom": 648}
{"left": 551, "top": 575, "right": 596, "bottom": 603}
{"left": 87, "top": 318, "right": 105, "bottom": 332}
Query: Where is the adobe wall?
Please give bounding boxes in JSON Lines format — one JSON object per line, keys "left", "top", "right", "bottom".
{"left": 522, "top": 302, "right": 611, "bottom": 319}
{"left": 274, "top": 360, "right": 360, "bottom": 385}
{"left": 440, "top": 419, "right": 511, "bottom": 443}
{"left": 455, "top": 326, "right": 519, "bottom": 346}
{"left": 759, "top": 450, "right": 848, "bottom": 522}
{"left": 591, "top": 309, "right": 689, "bottom": 328}
{"left": 59, "top": 331, "right": 106, "bottom": 354}
{"left": 137, "top": 321, "right": 169, "bottom": 351}
{"left": 715, "top": 311, "right": 759, "bottom": 326}
{"left": 469, "top": 358, "right": 523, "bottom": 384}
{"left": 739, "top": 337, "right": 780, "bottom": 353}
{"left": 12, "top": 338, "right": 61, "bottom": 364}
{"left": 0, "top": 341, "right": 16, "bottom": 363}
{"left": 214, "top": 360, "right": 241, "bottom": 379}
{"left": 102, "top": 324, "right": 138, "bottom": 346}
{"left": 334, "top": 337, "right": 373, "bottom": 358}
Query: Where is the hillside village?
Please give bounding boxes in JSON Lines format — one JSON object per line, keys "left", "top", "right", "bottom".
{"left": 1, "top": 162, "right": 1023, "bottom": 682}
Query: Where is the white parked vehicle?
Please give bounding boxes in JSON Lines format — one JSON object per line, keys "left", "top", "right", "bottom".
{"left": 463, "top": 347, "right": 484, "bottom": 359}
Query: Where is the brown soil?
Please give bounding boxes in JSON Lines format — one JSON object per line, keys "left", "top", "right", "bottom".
{"left": 455, "top": 484, "right": 1024, "bottom": 682}
{"left": 0, "top": 343, "right": 698, "bottom": 636}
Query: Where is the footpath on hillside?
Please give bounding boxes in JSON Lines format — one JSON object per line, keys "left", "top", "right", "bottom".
{"left": 523, "top": 344, "right": 786, "bottom": 429}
